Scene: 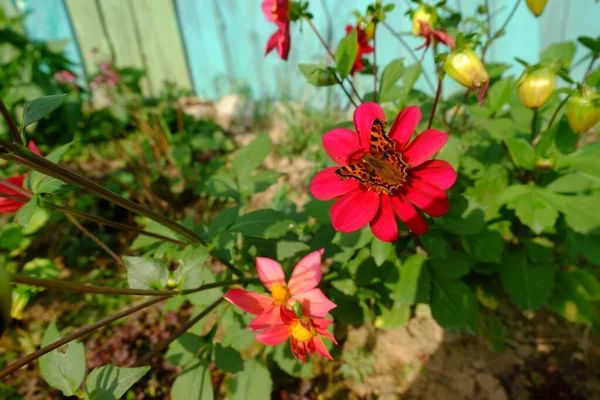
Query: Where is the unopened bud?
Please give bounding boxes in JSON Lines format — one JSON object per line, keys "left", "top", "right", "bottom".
{"left": 526, "top": 0, "right": 548, "bottom": 17}
{"left": 518, "top": 66, "right": 556, "bottom": 109}
{"left": 535, "top": 158, "right": 555, "bottom": 170}
{"left": 412, "top": 5, "right": 437, "bottom": 36}
{"left": 363, "top": 22, "right": 376, "bottom": 41}
{"left": 10, "top": 291, "right": 29, "bottom": 320}
{"left": 567, "top": 88, "right": 600, "bottom": 134}
{"left": 443, "top": 48, "right": 489, "bottom": 89}
{"left": 166, "top": 278, "right": 178, "bottom": 290}
{"left": 0, "top": 266, "right": 11, "bottom": 337}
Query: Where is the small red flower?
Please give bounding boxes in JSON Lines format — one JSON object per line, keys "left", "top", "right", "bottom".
{"left": 262, "top": 0, "right": 291, "bottom": 60}
{"left": 345, "top": 25, "right": 374, "bottom": 75}
{"left": 0, "top": 142, "right": 41, "bottom": 214}
{"left": 416, "top": 21, "right": 455, "bottom": 53}
{"left": 310, "top": 103, "right": 457, "bottom": 241}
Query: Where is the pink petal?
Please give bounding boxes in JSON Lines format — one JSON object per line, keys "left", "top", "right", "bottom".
{"left": 353, "top": 102, "right": 386, "bottom": 152}
{"left": 277, "top": 26, "right": 290, "bottom": 60}
{"left": 370, "top": 195, "right": 399, "bottom": 242}
{"left": 27, "top": 141, "right": 41, "bottom": 156}
{"left": 312, "top": 317, "right": 333, "bottom": 331}
{"left": 404, "top": 179, "right": 450, "bottom": 217}
{"left": 330, "top": 189, "right": 380, "bottom": 232}
{"left": 256, "top": 325, "right": 291, "bottom": 345}
{"left": 248, "top": 306, "right": 283, "bottom": 332}
{"left": 223, "top": 289, "right": 273, "bottom": 315}
{"left": 409, "top": 160, "right": 457, "bottom": 190}
{"left": 261, "top": 0, "right": 276, "bottom": 22}
{"left": 312, "top": 336, "right": 334, "bottom": 360}
{"left": 322, "top": 128, "right": 363, "bottom": 165}
{"left": 280, "top": 306, "right": 299, "bottom": 325}
{"left": 310, "top": 167, "right": 359, "bottom": 201}
{"left": 264, "top": 31, "right": 279, "bottom": 56}
{"left": 287, "top": 250, "right": 324, "bottom": 294}
{"left": 316, "top": 327, "right": 338, "bottom": 344}
{"left": 290, "top": 288, "right": 336, "bottom": 318}
{"left": 388, "top": 106, "right": 421, "bottom": 151}
{"left": 256, "top": 257, "right": 286, "bottom": 289}
{"left": 390, "top": 195, "right": 428, "bottom": 235}
{"left": 402, "top": 129, "right": 449, "bottom": 167}
{"left": 433, "top": 30, "right": 456, "bottom": 49}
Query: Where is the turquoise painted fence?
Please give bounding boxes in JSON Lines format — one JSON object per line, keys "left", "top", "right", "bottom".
{"left": 13, "top": 0, "right": 600, "bottom": 101}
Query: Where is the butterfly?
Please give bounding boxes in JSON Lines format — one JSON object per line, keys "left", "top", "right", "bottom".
{"left": 335, "top": 118, "right": 409, "bottom": 195}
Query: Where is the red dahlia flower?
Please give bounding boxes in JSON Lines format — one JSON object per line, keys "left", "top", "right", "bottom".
{"left": 262, "top": 0, "right": 291, "bottom": 60}
{"left": 0, "top": 142, "right": 41, "bottom": 214}
{"left": 345, "top": 25, "right": 374, "bottom": 75}
{"left": 310, "top": 103, "right": 457, "bottom": 241}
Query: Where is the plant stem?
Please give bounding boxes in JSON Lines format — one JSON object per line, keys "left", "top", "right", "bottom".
{"left": 428, "top": 77, "right": 444, "bottom": 129}
{"left": 531, "top": 108, "right": 539, "bottom": 145}
{"left": 0, "top": 100, "right": 23, "bottom": 145}
{"left": 373, "top": 23, "right": 378, "bottom": 103}
{"left": 0, "top": 178, "right": 32, "bottom": 199}
{"left": 0, "top": 296, "right": 169, "bottom": 378}
{"left": 0, "top": 192, "right": 28, "bottom": 202}
{"left": 64, "top": 213, "right": 124, "bottom": 267}
{"left": 481, "top": 0, "right": 522, "bottom": 61}
{"left": 449, "top": 90, "right": 470, "bottom": 130}
{"left": 333, "top": 74, "right": 358, "bottom": 107}
{"left": 546, "top": 95, "right": 570, "bottom": 130}
{"left": 132, "top": 298, "right": 224, "bottom": 367}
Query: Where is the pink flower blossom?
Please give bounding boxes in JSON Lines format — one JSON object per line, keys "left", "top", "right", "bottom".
{"left": 224, "top": 249, "right": 336, "bottom": 331}
{"left": 310, "top": 103, "right": 457, "bottom": 241}
{"left": 53, "top": 70, "right": 77, "bottom": 85}
{"left": 262, "top": 0, "right": 291, "bottom": 60}
{"left": 345, "top": 25, "right": 374, "bottom": 75}
{"left": 0, "top": 142, "right": 42, "bottom": 213}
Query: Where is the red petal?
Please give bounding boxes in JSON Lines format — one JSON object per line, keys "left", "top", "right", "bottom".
{"left": 410, "top": 160, "right": 457, "bottom": 190}
{"left": 322, "top": 128, "right": 363, "bottom": 165}
{"left": 312, "top": 336, "right": 334, "bottom": 360}
{"left": 256, "top": 257, "right": 285, "bottom": 289}
{"left": 288, "top": 250, "right": 323, "bottom": 294}
{"left": 310, "top": 167, "right": 359, "bottom": 201}
{"left": 432, "top": 30, "right": 456, "bottom": 49}
{"left": 403, "top": 129, "right": 448, "bottom": 167}
{"left": 290, "top": 288, "right": 336, "bottom": 318}
{"left": 264, "top": 31, "right": 279, "bottom": 55}
{"left": 389, "top": 106, "right": 422, "bottom": 151}
{"left": 370, "top": 195, "right": 399, "bottom": 242}
{"left": 330, "top": 189, "right": 379, "bottom": 232}
{"left": 248, "top": 306, "right": 283, "bottom": 331}
{"left": 390, "top": 195, "right": 428, "bottom": 235}
{"left": 403, "top": 179, "right": 450, "bottom": 217}
{"left": 256, "top": 325, "right": 291, "bottom": 345}
{"left": 353, "top": 103, "right": 386, "bottom": 152}
{"left": 223, "top": 289, "right": 274, "bottom": 315}
{"left": 27, "top": 141, "right": 41, "bottom": 156}
{"left": 277, "top": 25, "right": 291, "bottom": 60}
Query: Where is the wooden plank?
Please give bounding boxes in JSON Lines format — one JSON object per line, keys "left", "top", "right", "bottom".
{"left": 129, "top": 0, "right": 192, "bottom": 94}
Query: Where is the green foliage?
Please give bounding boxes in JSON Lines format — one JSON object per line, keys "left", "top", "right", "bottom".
{"left": 86, "top": 365, "right": 150, "bottom": 400}
{"left": 0, "top": 265, "right": 11, "bottom": 337}
{"left": 335, "top": 29, "right": 358, "bottom": 79}
{"left": 22, "top": 94, "right": 67, "bottom": 129}
{"left": 123, "top": 256, "right": 170, "bottom": 290}
{"left": 171, "top": 361, "right": 214, "bottom": 400}
{"left": 227, "top": 359, "right": 273, "bottom": 400}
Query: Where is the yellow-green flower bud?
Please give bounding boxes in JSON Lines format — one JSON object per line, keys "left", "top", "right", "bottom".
{"left": 567, "top": 88, "right": 600, "bottom": 133}
{"left": 412, "top": 5, "right": 437, "bottom": 36}
{"left": 11, "top": 292, "right": 28, "bottom": 320}
{"left": 526, "top": 0, "right": 548, "bottom": 17}
{"left": 518, "top": 66, "right": 556, "bottom": 109}
{"left": 0, "top": 266, "right": 11, "bottom": 337}
{"left": 443, "top": 48, "right": 489, "bottom": 89}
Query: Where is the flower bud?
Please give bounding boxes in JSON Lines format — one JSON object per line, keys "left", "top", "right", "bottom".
{"left": 567, "top": 88, "right": 600, "bottom": 133}
{"left": 363, "top": 22, "right": 376, "bottom": 41}
{"left": 0, "top": 266, "right": 11, "bottom": 337}
{"left": 412, "top": 5, "right": 437, "bottom": 36}
{"left": 526, "top": 0, "right": 548, "bottom": 17}
{"left": 518, "top": 66, "right": 556, "bottom": 109}
{"left": 443, "top": 48, "right": 489, "bottom": 89}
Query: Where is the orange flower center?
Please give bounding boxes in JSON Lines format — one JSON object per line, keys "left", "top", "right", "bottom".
{"left": 271, "top": 3, "right": 286, "bottom": 22}
{"left": 270, "top": 283, "right": 290, "bottom": 305}
{"left": 290, "top": 318, "right": 317, "bottom": 342}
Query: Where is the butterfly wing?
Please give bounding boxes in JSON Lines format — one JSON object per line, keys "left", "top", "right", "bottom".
{"left": 369, "top": 118, "right": 396, "bottom": 157}
{"left": 335, "top": 162, "right": 371, "bottom": 184}
{"left": 382, "top": 151, "right": 409, "bottom": 178}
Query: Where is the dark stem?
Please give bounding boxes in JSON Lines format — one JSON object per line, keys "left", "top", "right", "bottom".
{"left": 481, "top": 0, "right": 522, "bottom": 61}
{"left": 428, "top": 77, "right": 444, "bottom": 129}
{"left": 334, "top": 74, "right": 358, "bottom": 107}
{"left": 546, "top": 95, "right": 570, "bottom": 131}
{"left": 132, "top": 297, "right": 224, "bottom": 367}
{"left": 0, "top": 192, "right": 28, "bottom": 203}
{"left": 0, "top": 100, "right": 23, "bottom": 145}
{"left": 449, "top": 90, "right": 470, "bottom": 130}
{"left": 373, "top": 23, "right": 378, "bottom": 103}
{"left": 64, "top": 213, "right": 124, "bottom": 267}
{"left": 531, "top": 108, "right": 539, "bottom": 145}
{"left": 0, "top": 296, "right": 169, "bottom": 378}
{"left": 0, "top": 178, "right": 32, "bottom": 199}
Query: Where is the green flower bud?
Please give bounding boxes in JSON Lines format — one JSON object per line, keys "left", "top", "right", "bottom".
{"left": 526, "top": 0, "right": 548, "bottom": 17}
{"left": 567, "top": 88, "right": 600, "bottom": 134}
{"left": 412, "top": 5, "right": 437, "bottom": 36}
{"left": 518, "top": 66, "right": 556, "bottom": 109}
{"left": 0, "top": 266, "right": 11, "bottom": 337}
{"left": 443, "top": 48, "right": 489, "bottom": 89}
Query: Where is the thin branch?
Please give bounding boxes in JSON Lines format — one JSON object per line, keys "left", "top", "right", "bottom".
{"left": 373, "top": 23, "right": 378, "bottom": 103}
{"left": 531, "top": 108, "right": 539, "bottom": 145}
{"left": 334, "top": 74, "right": 359, "bottom": 107}
{"left": 496, "top": 0, "right": 522, "bottom": 37}
{"left": 64, "top": 213, "right": 124, "bottom": 267}
{"left": 0, "top": 178, "right": 32, "bottom": 199}
{"left": 428, "top": 77, "right": 444, "bottom": 129}
{"left": 0, "top": 100, "right": 23, "bottom": 145}
{"left": 482, "top": 0, "right": 522, "bottom": 61}
{"left": 0, "top": 296, "right": 169, "bottom": 378}
{"left": 132, "top": 298, "right": 225, "bottom": 367}
{"left": 0, "top": 192, "right": 28, "bottom": 202}
{"left": 546, "top": 95, "right": 570, "bottom": 131}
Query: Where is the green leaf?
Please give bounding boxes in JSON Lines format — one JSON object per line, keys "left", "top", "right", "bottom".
{"left": 228, "top": 209, "right": 292, "bottom": 239}
{"left": 578, "top": 36, "right": 600, "bottom": 54}
{"left": 335, "top": 29, "right": 358, "bottom": 79}
{"left": 276, "top": 241, "right": 311, "bottom": 260}
{"left": 22, "top": 94, "right": 67, "bottom": 129}
{"left": 86, "top": 365, "right": 150, "bottom": 400}
{"left": 462, "top": 230, "right": 505, "bottom": 263}
{"left": 429, "top": 250, "right": 475, "bottom": 279}
{"left": 171, "top": 361, "right": 214, "bottom": 400}
{"left": 437, "top": 197, "right": 486, "bottom": 235}
{"left": 28, "top": 142, "right": 72, "bottom": 192}
{"left": 214, "top": 344, "right": 244, "bottom": 373}
{"left": 500, "top": 251, "right": 556, "bottom": 311}
{"left": 131, "top": 219, "right": 182, "bottom": 250}
{"left": 379, "top": 58, "right": 405, "bottom": 96}
{"left": 173, "top": 247, "right": 209, "bottom": 290}
{"left": 436, "top": 135, "right": 461, "bottom": 171}
{"left": 547, "top": 173, "right": 595, "bottom": 193}
{"left": 15, "top": 195, "right": 38, "bottom": 227}
{"left": 430, "top": 279, "right": 479, "bottom": 334}
{"left": 227, "top": 358, "right": 272, "bottom": 400}
{"left": 240, "top": 170, "right": 284, "bottom": 195}
{"left": 567, "top": 268, "right": 600, "bottom": 301}
{"left": 0, "top": 265, "right": 12, "bottom": 338}
{"left": 298, "top": 64, "right": 338, "bottom": 86}
{"left": 549, "top": 194, "right": 600, "bottom": 234}
{"left": 478, "top": 313, "right": 506, "bottom": 351}
{"left": 123, "top": 256, "right": 170, "bottom": 290}
{"left": 505, "top": 137, "right": 535, "bottom": 170}
{"left": 232, "top": 134, "right": 272, "bottom": 183}
{"left": 395, "top": 254, "right": 428, "bottom": 305}
{"left": 208, "top": 205, "right": 240, "bottom": 239}
{"left": 166, "top": 333, "right": 206, "bottom": 367}
{"left": 502, "top": 186, "right": 559, "bottom": 234}
{"left": 371, "top": 238, "right": 392, "bottom": 267}
{"left": 39, "top": 319, "right": 86, "bottom": 397}
{"left": 540, "top": 42, "right": 577, "bottom": 68}
{"left": 273, "top": 342, "right": 314, "bottom": 378}
{"left": 486, "top": 77, "right": 515, "bottom": 113}
{"left": 549, "top": 270, "right": 599, "bottom": 325}
{"left": 465, "top": 165, "right": 509, "bottom": 220}
{"left": 483, "top": 118, "right": 516, "bottom": 140}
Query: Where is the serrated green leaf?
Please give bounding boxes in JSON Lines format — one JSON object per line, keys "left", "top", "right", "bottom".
{"left": 376, "top": 302, "right": 410, "bottom": 328}
{"left": 165, "top": 333, "right": 206, "bottom": 367}
{"left": 547, "top": 173, "right": 594, "bottom": 193}
{"left": 232, "top": 134, "right": 272, "bottom": 183}
{"left": 429, "top": 250, "right": 475, "bottom": 279}
{"left": 430, "top": 279, "right": 479, "bottom": 334}
{"left": 86, "top": 365, "right": 150, "bottom": 400}
{"left": 22, "top": 94, "right": 67, "bottom": 128}
{"left": 540, "top": 42, "right": 576, "bottom": 68}
{"left": 171, "top": 361, "right": 214, "bottom": 400}
{"left": 503, "top": 187, "right": 559, "bottom": 234}
{"left": 15, "top": 195, "right": 38, "bottom": 227}
{"left": 501, "top": 251, "right": 556, "bottom": 311}
{"left": 227, "top": 358, "right": 272, "bottom": 400}
{"left": 228, "top": 209, "right": 292, "bottom": 239}
{"left": 208, "top": 205, "right": 240, "bottom": 240}
{"left": 335, "top": 29, "right": 358, "bottom": 78}
{"left": 173, "top": 247, "right": 209, "bottom": 290}
{"left": 549, "top": 270, "right": 598, "bottom": 325}
{"left": 395, "top": 254, "right": 428, "bottom": 305}
{"left": 505, "top": 137, "right": 535, "bottom": 170}
{"left": 123, "top": 256, "right": 170, "bottom": 290}
{"left": 547, "top": 193, "right": 600, "bottom": 233}
{"left": 214, "top": 344, "right": 244, "bottom": 373}
{"left": 298, "top": 64, "right": 338, "bottom": 86}
{"left": 371, "top": 238, "right": 392, "bottom": 267}
{"left": 462, "top": 230, "right": 505, "bottom": 263}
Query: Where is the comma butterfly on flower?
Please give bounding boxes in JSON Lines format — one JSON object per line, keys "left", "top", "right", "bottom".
{"left": 335, "top": 118, "right": 409, "bottom": 195}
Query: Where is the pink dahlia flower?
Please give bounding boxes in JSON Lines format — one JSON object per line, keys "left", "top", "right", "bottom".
{"left": 262, "top": 0, "right": 291, "bottom": 60}
{"left": 310, "top": 103, "right": 457, "bottom": 241}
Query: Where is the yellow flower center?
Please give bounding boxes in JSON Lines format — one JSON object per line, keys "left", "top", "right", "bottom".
{"left": 290, "top": 318, "right": 317, "bottom": 342}
{"left": 270, "top": 283, "right": 290, "bottom": 305}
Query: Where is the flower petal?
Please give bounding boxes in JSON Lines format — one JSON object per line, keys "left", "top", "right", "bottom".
{"left": 264, "top": 30, "right": 279, "bottom": 56}
{"left": 330, "top": 189, "right": 380, "bottom": 232}
{"left": 287, "top": 250, "right": 324, "bottom": 294}
{"left": 433, "top": 29, "right": 456, "bottom": 49}
{"left": 256, "top": 325, "right": 291, "bottom": 345}
{"left": 316, "top": 327, "right": 338, "bottom": 345}
{"left": 312, "top": 336, "right": 334, "bottom": 360}
{"left": 290, "top": 288, "right": 336, "bottom": 318}
{"left": 261, "top": 0, "right": 276, "bottom": 22}
{"left": 370, "top": 195, "right": 399, "bottom": 242}
{"left": 409, "top": 160, "right": 457, "bottom": 190}
{"left": 277, "top": 25, "right": 291, "bottom": 60}
{"left": 322, "top": 128, "right": 363, "bottom": 165}
{"left": 388, "top": 106, "right": 421, "bottom": 151}
{"left": 353, "top": 102, "right": 386, "bottom": 152}
{"left": 402, "top": 129, "right": 449, "bottom": 166}
{"left": 390, "top": 195, "right": 428, "bottom": 234}
{"left": 280, "top": 305, "right": 299, "bottom": 324}
{"left": 310, "top": 167, "right": 360, "bottom": 201}
{"left": 248, "top": 306, "right": 283, "bottom": 332}
{"left": 223, "top": 289, "right": 274, "bottom": 315}
{"left": 27, "top": 141, "right": 41, "bottom": 156}
{"left": 256, "top": 257, "right": 286, "bottom": 289}
{"left": 404, "top": 179, "right": 450, "bottom": 217}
